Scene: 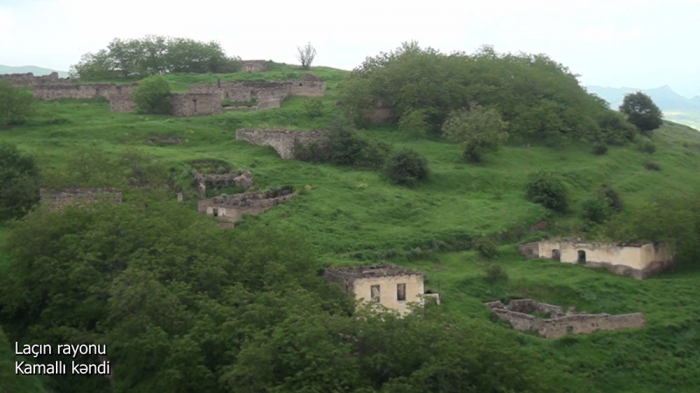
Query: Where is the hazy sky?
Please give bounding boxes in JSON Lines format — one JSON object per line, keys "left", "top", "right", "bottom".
{"left": 1, "top": 0, "right": 699, "bottom": 97}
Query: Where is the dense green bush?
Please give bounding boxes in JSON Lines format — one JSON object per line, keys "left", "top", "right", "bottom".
{"left": 598, "top": 186, "right": 623, "bottom": 212}
{"left": 132, "top": 75, "right": 173, "bottom": 115}
{"left": 383, "top": 149, "right": 430, "bottom": 186}
{"left": 620, "top": 92, "right": 663, "bottom": 133}
{"left": 592, "top": 143, "right": 608, "bottom": 155}
{"left": 398, "top": 109, "right": 429, "bottom": 138}
{"left": 525, "top": 172, "right": 568, "bottom": 212}
{"left": 328, "top": 127, "right": 390, "bottom": 169}
{"left": 0, "top": 80, "right": 34, "bottom": 128}
{"left": 484, "top": 263, "right": 508, "bottom": 284}
{"left": 0, "top": 143, "right": 40, "bottom": 220}
{"left": 581, "top": 196, "right": 614, "bottom": 224}
{"left": 475, "top": 237, "right": 499, "bottom": 259}
{"left": 644, "top": 160, "right": 661, "bottom": 171}
{"left": 637, "top": 140, "right": 657, "bottom": 154}
{"left": 442, "top": 106, "right": 509, "bottom": 162}
{"left": 339, "top": 42, "right": 636, "bottom": 144}
{"left": 303, "top": 98, "right": 324, "bottom": 118}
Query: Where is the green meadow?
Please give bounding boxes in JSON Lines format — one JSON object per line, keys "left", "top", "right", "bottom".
{"left": 3, "top": 63, "right": 700, "bottom": 392}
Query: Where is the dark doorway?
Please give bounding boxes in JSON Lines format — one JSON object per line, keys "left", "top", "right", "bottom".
{"left": 212, "top": 208, "right": 219, "bottom": 217}
{"left": 371, "top": 285, "right": 381, "bottom": 303}
{"left": 397, "top": 283, "right": 406, "bottom": 301}
{"left": 578, "top": 250, "right": 586, "bottom": 264}
{"left": 552, "top": 249, "right": 561, "bottom": 261}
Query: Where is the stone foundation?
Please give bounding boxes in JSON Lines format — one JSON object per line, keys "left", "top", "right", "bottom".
{"left": 197, "top": 187, "right": 294, "bottom": 223}
{"left": 40, "top": 188, "right": 123, "bottom": 210}
{"left": 485, "top": 299, "right": 646, "bottom": 339}
{"left": 193, "top": 171, "right": 254, "bottom": 197}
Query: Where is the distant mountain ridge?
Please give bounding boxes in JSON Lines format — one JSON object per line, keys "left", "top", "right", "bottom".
{"left": 586, "top": 85, "right": 700, "bottom": 111}
{"left": 0, "top": 64, "right": 69, "bottom": 78}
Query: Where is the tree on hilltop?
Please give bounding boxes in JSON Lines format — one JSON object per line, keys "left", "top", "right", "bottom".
{"left": 296, "top": 42, "right": 317, "bottom": 70}
{"left": 132, "top": 75, "right": 173, "bottom": 115}
{"left": 619, "top": 92, "right": 663, "bottom": 133}
{"left": 442, "top": 106, "right": 509, "bottom": 162}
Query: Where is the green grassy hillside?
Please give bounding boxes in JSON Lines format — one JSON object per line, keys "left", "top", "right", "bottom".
{"left": 2, "top": 64, "right": 700, "bottom": 392}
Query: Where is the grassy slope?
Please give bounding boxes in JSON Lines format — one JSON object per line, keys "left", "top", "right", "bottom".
{"left": 2, "top": 63, "right": 700, "bottom": 392}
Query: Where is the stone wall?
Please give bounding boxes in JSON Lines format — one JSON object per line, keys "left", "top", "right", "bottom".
{"left": 290, "top": 73, "right": 327, "bottom": 97}
{"left": 171, "top": 93, "right": 222, "bottom": 117}
{"left": 197, "top": 188, "right": 294, "bottom": 223}
{"left": 40, "top": 188, "right": 123, "bottom": 209}
{"left": 241, "top": 60, "right": 268, "bottom": 72}
{"left": 31, "top": 83, "right": 137, "bottom": 101}
{"left": 0, "top": 72, "right": 74, "bottom": 86}
{"left": 486, "top": 300, "right": 646, "bottom": 339}
{"left": 193, "top": 171, "right": 253, "bottom": 197}
{"left": 235, "top": 129, "right": 331, "bottom": 159}
{"left": 518, "top": 239, "right": 674, "bottom": 280}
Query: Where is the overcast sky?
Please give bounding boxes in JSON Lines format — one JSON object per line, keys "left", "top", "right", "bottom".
{"left": 1, "top": 0, "right": 699, "bottom": 97}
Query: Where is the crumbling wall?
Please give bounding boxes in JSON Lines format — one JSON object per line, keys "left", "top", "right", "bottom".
{"left": 0, "top": 72, "right": 73, "bottom": 86}
{"left": 197, "top": 188, "right": 295, "bottom": 222}
{"left": 290, "top": 74, "right": 327, "bottom": 97}
{"left": 241, "top": 60, "right": 268, "bottom": 72}
{"left": 486, "top": 300, "right": 646, "bottom": 339}
{"left": 518, "top": 239, "right": 674, "bottom": 280}
{"left": 32, "top": 83, "right": 137, "bottom": 101}
{"left": 193, "top": 171, "right": 253, "bottom": 197}
{"left": 171, "top": 93, "right": 222, "bottom": 117}
{"left": 235, "top": 129, "right": 331, "bottom": 159}
{"left": 40, "top": 188, "right": 123, "bottom": 209}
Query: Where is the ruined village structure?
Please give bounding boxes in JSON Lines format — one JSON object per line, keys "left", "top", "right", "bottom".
{"left": 485, "top": 299, "right": 646, "bottom": 339}
{"left": 518, "top": 239, "right": 673, "bottom": 280}
{"left": 241, "top": 60, "right": 268, "bottom": 72}
{"left": 236, "top": 129, "right": 331, "bottom": 159}
{"left": 40, "top": 188, "right": 123, "bottom": 209}
{"left": 324, "top": 264, "right": 439, "bottom": 314}
{"left": 193, "top": 170, "right": 254, "bottom": 198}
{"left": 197, "top": 187, "right": 295, "bottom": 225}
{"left": 1, "top": 71, "right": 326, "bottom": 117}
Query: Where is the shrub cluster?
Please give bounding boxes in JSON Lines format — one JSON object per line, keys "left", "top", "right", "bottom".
{"left": 525, "top": 172, "right": 568, "bottom": 213}
{"left": 383, "top": 149, "right": 430, "bottom": 187}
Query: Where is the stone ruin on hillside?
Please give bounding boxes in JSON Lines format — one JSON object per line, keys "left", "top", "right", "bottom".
{"left": 241, "top": 60, "right": 268, "bottom": 72}
{"left": 40, "top": 188, "right": 123, "bottom": 210}
{"left": 1, "top": 71, "right": 326, "bottom": 117}
{"left": 485, "top": 299, "right": 646, "bottom": 339}
{"left": 197, "top": 187, "right": 295, "bottom": 225}
{"left": 518, "top": 239, "right": 674, "bottom": 280}
{"left": 193, "top": 170, "right": 254, "bottom": 197}
{"left": 235, "top": 129, "right": 331, "bottom": 159}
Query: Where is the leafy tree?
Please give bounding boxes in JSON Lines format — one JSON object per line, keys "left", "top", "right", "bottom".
{"left": 132, "top": 75, "right": 173, "bottom": 115}
{"left": 0, "top": 80, "right": 34, "bottom": 128}
{"left": 0, "top": 143, "right": 40, "bottom": 220}
{"left": 619, "top": 92, "right": 663, "bottom": 133}
{"left": 442, "top": 106, "right": 509, "bottom": 162}
{"left": 581, "top": 196, "right": 613, "bottom": 224}
{"left": 296, "top": 42, "right": 317, "bottom": 70}
{"left": 398, "top": 109, "right": 429, "bottom": 138}
{"left": 383, "top": 149, "right": 430, "bottom": 187}
{"left": 72, "top": 35, "right": 240, "bottom": 79}
{"left": 525, "top": 172, "right": 568, "bottom": 213}
{"left": 328, "top": 127, "right": 390, "bottom": 169}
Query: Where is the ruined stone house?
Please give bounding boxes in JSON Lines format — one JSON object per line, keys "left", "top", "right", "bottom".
{"left": 485, "top": 299, "right": 646, "bottom": 339}
{"left": 193, "top": 170, "right": 253, "bottom": 197}
{"left": 241, "top": 60, "right": 268, "bottom": 72}
{"left": 518, "top": 239, "right": 673, "bottom": 280}
{"left": 197, "top": 187, "right": 294, "bottom": 224}
{"left": 40, "top": 188, "right": 123, "bottom": 210}
{"left": 324, "top": 264, "right": 439, "bottom": 314}
{"left": 235, "top": 129, "right": 331, "bottom": 159}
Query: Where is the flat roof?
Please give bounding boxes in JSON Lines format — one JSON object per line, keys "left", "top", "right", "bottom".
{"left": 325, "top": 264, "right": 425, "bottom": 279}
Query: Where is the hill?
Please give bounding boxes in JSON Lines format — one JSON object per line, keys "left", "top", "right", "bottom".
{"left": 587, "top": 84, "right": 700, "bottom": 110}
{"left": 2, "top": 63, "right": 700, "bottom": 392}
{"left": 0, "top": 64, "right": 69, "bottom": 77}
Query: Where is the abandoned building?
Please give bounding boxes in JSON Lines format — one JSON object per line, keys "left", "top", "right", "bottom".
{"left": 40, "top": 188, "right": 123, "bottom": 209}
{"left": 485, "top": 299, "right": 646, "bottom": 339}
{"left": 193, "top": 170, "right": 254, "bottom": 197}
{"left": 241, "top": 60, "right": 268, "bottom": 72}
{"left": 518, "top": 239, "right": 673, "bottom": 280}
{"left": 235, "top": 129, "right": 331, "bottom": 159}
{"left": 324, "top": 264, "right": 437, "bottom": 314}
{"left": 197, "top": 187, "right": 294, "bottom": 224}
